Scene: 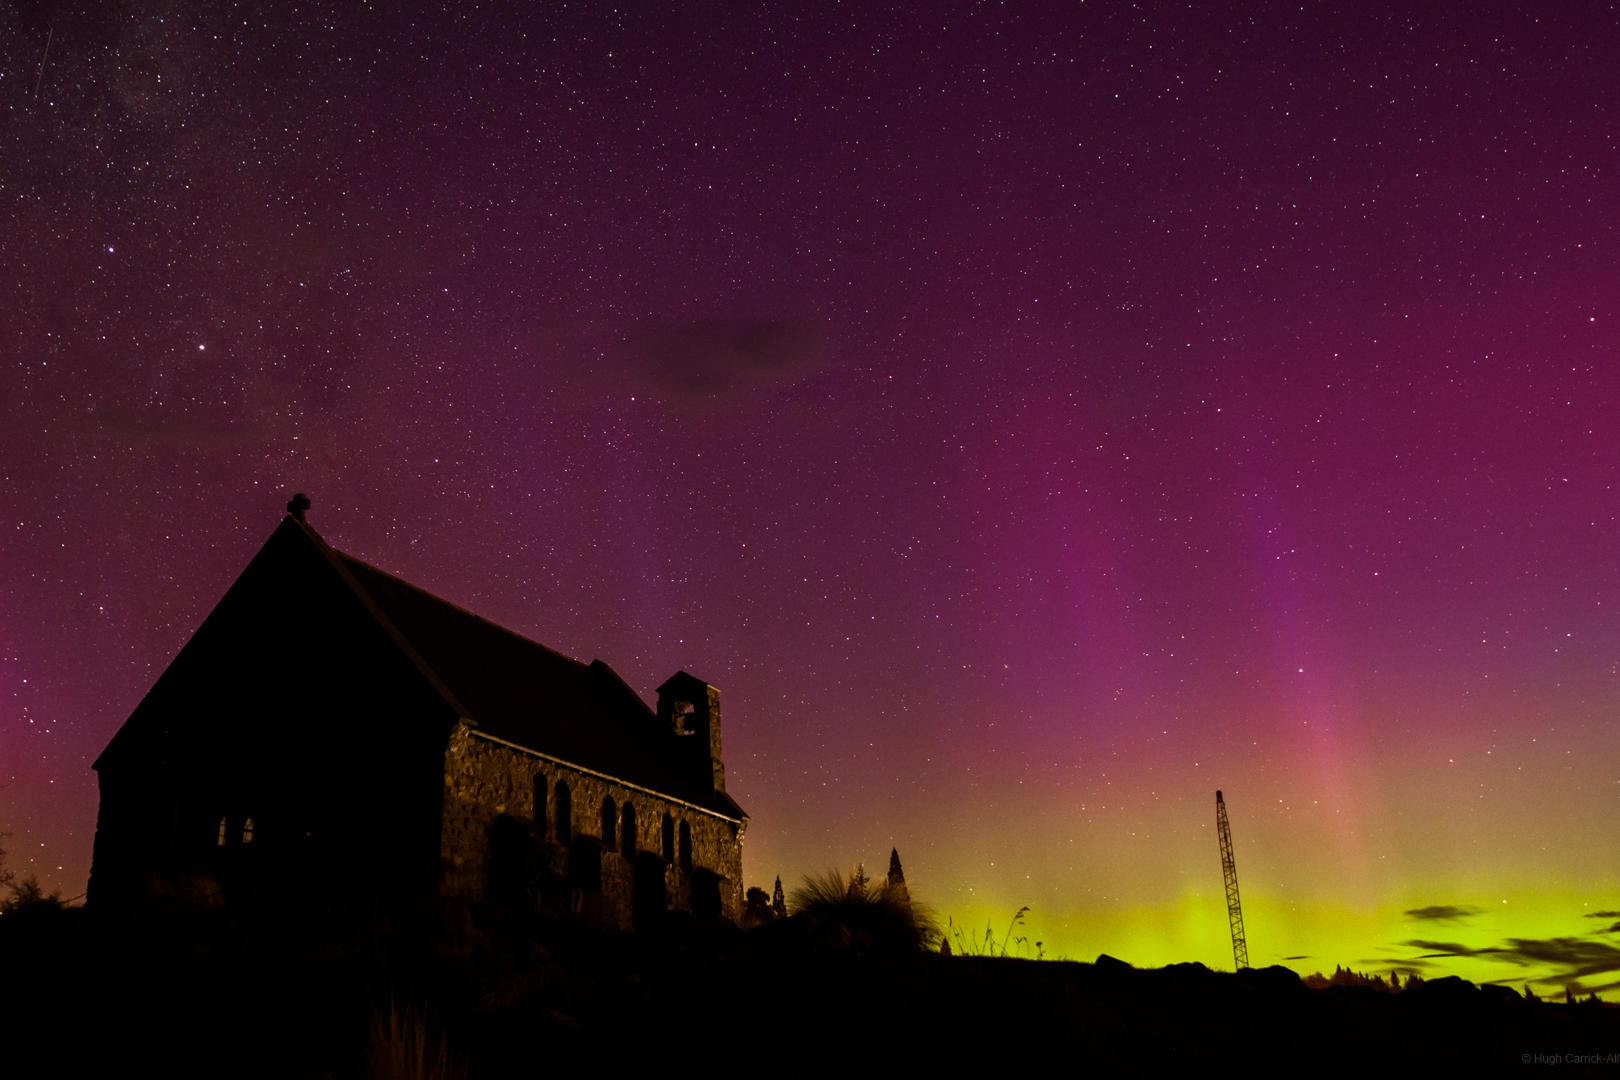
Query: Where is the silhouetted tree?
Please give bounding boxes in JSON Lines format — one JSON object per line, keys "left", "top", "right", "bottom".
{"left": 1, "top": 875, "right": 63, "bottom": 914}
{"left": 771, "top": 875, "right": 786, "bottom": 919}
{"left": 1307, "top": 965, "right": 1401, "bottom": 992}
{"left": 742, "top": 887, "right": 774, "bottom": 928}
{"left": 884, "top": 848, "right": 910, "bottom": 909}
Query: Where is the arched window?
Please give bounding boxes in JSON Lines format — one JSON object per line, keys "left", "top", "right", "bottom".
{"left": 533, "top": 772, "right": 547, "bottom": 832}
{"left": 600, "top": 796, "right": 616, "bottom": 850}
{"left": 661, "top": 814, "right": 675, "bottom": 862}
{"left": 241, "top": 817, "right": 255, "bottom": 844}
{"left": 216, "top": 817, "right": 228, "bottom": 847}
{"left": 555, "top": 780, "right": 572, "bottom": 843}
{"left": 678, "top": 820, "right": 693, "bottom": 873}
{"left": 620, "top": 803, "right": 637, "bottom": 858}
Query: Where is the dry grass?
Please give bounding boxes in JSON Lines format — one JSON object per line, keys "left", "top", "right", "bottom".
{"left": 945, "top": 906, "right": 1045, "bottom": 959}
{"left": 363, "top": 998, "right": 465, "bottom": 1080}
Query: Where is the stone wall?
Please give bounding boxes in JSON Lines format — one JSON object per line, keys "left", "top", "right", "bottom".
{"left": 439, "top": 722, "right": 744, "bottom": 926}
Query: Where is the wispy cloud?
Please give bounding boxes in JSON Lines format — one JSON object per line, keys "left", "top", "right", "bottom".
{"left": 1404, "top": 939, "right": 1505, "bottom": 958}
{"left": 621, "top": 317, "right": 822, "bottom": 404}
{"left": 1403, "top": 905, "right": 1482, "bottom": 922}
{"left": 1400, "top": 936, "right": 1620, "bottom": 983}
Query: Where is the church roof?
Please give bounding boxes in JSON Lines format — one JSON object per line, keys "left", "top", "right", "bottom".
{"left": 102, "top": 506, "right": 744, "bottom": 822}
{"left": 323, "top": 533, "right": 744, "bottom": 819}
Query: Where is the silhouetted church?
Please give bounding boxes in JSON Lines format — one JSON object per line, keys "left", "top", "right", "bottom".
{"left": 88, "top": 495, "right": 747, "bottom": 927}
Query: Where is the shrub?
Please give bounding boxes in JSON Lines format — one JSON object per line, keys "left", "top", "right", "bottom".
{"left": 0, "top": 876, "right": 64, "bottom": 915}
{"left": 789, "top": 868, "right": 938, "bottom": 955}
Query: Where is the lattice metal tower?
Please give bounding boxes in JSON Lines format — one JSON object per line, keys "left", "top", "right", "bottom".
{"left": 1215, "top": 789, "right": 1249, "bottom": 970}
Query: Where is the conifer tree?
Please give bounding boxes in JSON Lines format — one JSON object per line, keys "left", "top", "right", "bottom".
{"left": 885, "top": 847, "right": 911, "bottom": 908}
{"left": 772, "top": 875, "right": 786, "bottom": 919}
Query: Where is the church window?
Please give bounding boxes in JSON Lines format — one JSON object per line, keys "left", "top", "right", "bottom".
{"left": 555, "top": 780, "right": 572, "bottom": 843}
{"left": 620, "top": 803, "right": 637, "bottom": 858}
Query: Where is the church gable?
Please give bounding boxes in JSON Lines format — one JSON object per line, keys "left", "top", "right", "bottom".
{"left": 89, "top": 497, "right": 747, "bottom": 925}
{"left": 89, "top": 513, "right": 463, "bottom": 908}
{"left": 97, "top": 514, "right": 462, "bottom": 774}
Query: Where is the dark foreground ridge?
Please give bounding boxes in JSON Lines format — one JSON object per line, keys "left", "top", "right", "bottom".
{"left": 6, "top": 903, "right": 1618, "bottom": 1076}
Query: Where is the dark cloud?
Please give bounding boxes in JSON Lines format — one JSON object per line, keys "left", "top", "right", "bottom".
{"left": 1499, "top": 938, "right": 1620, "bottom": 980}
{"left": 1578, "top": 911, "right": 1620, "bottom": 934}
{"left": 1403, "top": 905, "right": 1483, "bottom": 922}
{"left": 621, "top": 317, "right": 821, "bottom": 403}
{"left": 1384, "top": 956, "right": 1437, "bottom": 969}
{"left": 1282, "top": 954, "right": 1310, "bottom": 961}
{"left": 1403, "top": 939, "right": 1505, "bottom": 958}
{"left": 1400, "top": 937, "right": 1620, "bottom": 982}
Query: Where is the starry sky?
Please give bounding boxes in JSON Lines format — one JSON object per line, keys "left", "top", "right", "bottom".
{"left": 5, "top": 2, "right": 1619, "bottom": 990}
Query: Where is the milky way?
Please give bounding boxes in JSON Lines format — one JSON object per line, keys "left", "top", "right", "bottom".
{"left": 4, "top": 2, "right": 1618, "bottom": 990}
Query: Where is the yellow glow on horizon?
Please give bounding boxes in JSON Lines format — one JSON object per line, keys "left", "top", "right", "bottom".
{"left": 934, "top": 881, "right": 1620, "bottom": 994}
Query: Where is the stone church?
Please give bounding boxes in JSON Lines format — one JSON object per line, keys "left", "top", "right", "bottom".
{"left": 88, "top": 496, "right": 747, "bottom": 927}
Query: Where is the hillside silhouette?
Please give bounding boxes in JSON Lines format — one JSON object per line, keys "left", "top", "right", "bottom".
{"left": 5, "top": 901, "right": 1618, "bottom": 1076}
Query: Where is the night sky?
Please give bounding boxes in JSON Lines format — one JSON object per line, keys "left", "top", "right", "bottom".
{"left": 5, "top": 2, "right": 1619, "bottom": 990}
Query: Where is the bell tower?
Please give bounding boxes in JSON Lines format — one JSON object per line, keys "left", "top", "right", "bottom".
{"left": 657, "top": 671, "right": 724, "bottom": 792}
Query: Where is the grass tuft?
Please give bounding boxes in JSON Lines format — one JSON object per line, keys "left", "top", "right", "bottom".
{"left": 789, "top": 868, "right": 938, "bottom": 954}
{"left": 944, "top": 906, "right": 1045, "bottom": 959}
{"left": 363, "top": 998, "right": 465, "bottom": 1080}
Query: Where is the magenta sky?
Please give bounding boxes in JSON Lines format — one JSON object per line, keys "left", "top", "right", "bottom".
{"left": 4, "top": 2, "right": 1618, "bottom": 988}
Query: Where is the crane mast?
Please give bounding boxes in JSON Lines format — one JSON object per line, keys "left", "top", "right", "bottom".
{"left": 1215, "top": 789, "right": 1249, "bottom": 970}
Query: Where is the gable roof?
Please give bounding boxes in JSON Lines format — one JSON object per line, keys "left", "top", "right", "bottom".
{"left": 103, "top": 513, "right": 744, "bottom": 821}
{"left": 305, "top": 518, "right": 745, "bottom": 821}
